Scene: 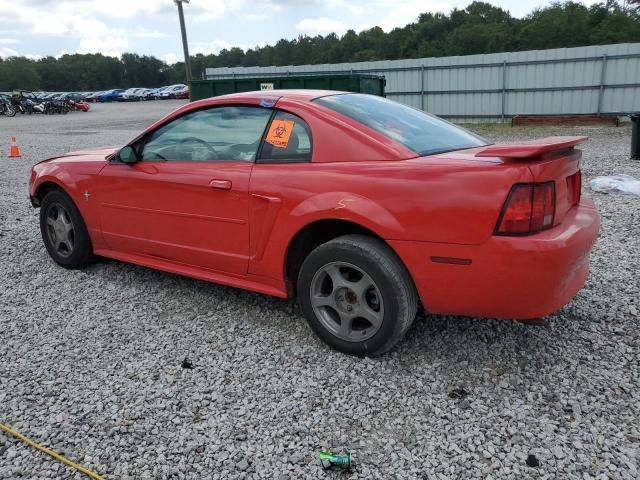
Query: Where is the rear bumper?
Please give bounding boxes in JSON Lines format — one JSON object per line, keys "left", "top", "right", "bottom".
{"left": 389, "top": 198, "right": 600, "bottom": 319}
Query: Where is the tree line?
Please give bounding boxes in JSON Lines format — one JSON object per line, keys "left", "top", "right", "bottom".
{"left": 1, "top": 1, "right": 638, "bottom": 92}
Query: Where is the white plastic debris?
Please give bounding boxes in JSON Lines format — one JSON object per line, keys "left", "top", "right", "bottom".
{"left": 590, "top": 175, "right": 640, "bottom": 195}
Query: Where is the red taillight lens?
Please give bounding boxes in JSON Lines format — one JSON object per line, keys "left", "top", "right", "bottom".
{"left": 497, "top": 185, "right": 534, "bottom": 234}
{"left": 566, "top": 170, "right": 581, "bottom": 206}
{"left": 495, "top": 182, "right": 556, "bottom": 235}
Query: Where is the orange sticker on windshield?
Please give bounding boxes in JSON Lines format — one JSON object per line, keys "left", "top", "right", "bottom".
{"left": 265, "top": 119, "right": 295, "bottom": 148}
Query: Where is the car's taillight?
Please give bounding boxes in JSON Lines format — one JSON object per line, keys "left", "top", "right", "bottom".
{"left": 495, "top": 182, "right": 556, "bottom": 235}
{"left": 566, "top": 170, "right": 581, "bottom": 206}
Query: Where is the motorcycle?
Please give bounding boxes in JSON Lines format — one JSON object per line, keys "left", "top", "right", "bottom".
{"left": 0, "top": 94, "right": 16, "bottom": 117}
{"left": 64, "top": 97, "right": 90, "bottom": 112}
{"left": 11, "top": 96, "right": 34, "bottom": 114}
{"left": 50, "top": 100, "right": 70, "bottom": 114}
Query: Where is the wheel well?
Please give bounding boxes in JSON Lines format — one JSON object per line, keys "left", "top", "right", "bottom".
{"left": 33, "top": 181, "right": 63, "bottom": 206}
{"left": 285, "top": 219, "right": 384, "bottom": 296}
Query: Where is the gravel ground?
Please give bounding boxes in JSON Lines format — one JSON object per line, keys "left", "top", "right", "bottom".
{"left": 0, "top": 103, "right": 638, "bottom": 479}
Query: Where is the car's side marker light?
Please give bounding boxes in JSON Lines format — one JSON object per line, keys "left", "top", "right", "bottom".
{"left": 430, "top": 256, "right": 472, "bottom": 265}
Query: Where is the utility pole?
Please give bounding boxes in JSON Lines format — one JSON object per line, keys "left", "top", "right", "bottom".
{"left": 175, "top": 0, "right": 192, "bottom": 89}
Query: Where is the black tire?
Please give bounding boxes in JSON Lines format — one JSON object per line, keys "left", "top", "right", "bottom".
{"left": 297, "top": 234, "right": 418, "bottom": 356}
{"left": 39, "top": 189, "right": 96, "bottom": 269}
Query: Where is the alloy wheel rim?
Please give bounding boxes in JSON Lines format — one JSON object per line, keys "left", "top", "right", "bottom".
{"left": 310, "top": 261, "right": 384, "bottom": 342}
{"left": 46, "top": 203, "right": 75, "bottom": 258}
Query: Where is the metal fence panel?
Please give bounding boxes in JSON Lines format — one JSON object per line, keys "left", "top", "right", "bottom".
{"left": 205, "top": 43, "right": 640, "bottom": 121}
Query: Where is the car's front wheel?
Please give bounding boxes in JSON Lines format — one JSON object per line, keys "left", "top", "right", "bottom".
{"left": 40, "top": 190, "right": 96, "bottom": 269}
{"left": 297, "top": 235, "right": 418, "bottom": 356}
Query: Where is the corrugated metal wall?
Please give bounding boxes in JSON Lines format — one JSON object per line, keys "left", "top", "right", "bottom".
{"left": 204, "top": 43, "right": 640, "bottom": 122}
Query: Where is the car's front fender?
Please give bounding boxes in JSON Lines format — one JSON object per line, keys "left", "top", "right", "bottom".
{"left": 30, "top": 158, "right": 109, "bottom": 250}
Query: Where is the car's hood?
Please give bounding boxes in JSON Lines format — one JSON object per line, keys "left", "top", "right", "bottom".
{"left": 38, "top": 146, "right": 119, "bottom": 165}
{"left": 62, "top": 146, "right": 119, "bottom": 158}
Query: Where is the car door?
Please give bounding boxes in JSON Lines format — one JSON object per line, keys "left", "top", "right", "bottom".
{"left": 96, "top": 105, "right": 273, "bottom": 275}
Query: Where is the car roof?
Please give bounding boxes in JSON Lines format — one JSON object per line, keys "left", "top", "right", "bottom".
{"left": 210, "top": 89, "right": 344, "bottom": 103}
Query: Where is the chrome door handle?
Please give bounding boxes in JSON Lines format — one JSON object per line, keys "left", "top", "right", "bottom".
{"left": 209, "top": 179, "right": 232, "bottom": 190}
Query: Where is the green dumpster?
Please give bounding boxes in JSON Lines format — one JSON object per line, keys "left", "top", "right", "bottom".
{"left": 190, "top": 74, "right": 385, "bottom": 101}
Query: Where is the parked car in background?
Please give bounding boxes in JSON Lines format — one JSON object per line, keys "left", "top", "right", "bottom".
{"left": 63, "top": 92, "right": 86, "bottom": 102}
{"left": 95, "top": 89, "right": 124, "bottom": 102}
{"left": 86, "top": 91, "right": 104, "bottom": 102}
{"left": 175, "top": 86, "right": 189, "bottom": 99}
{"left": 133, "top": 88, "right": 154, "bottom": 101}
{"left": 159, "top": 84, "right": 187, "bottom": 99}
{"left": 139, "top": 88, "right": 155, "bottom": 100}
{"left": 121, "top": 88, "right": 150, "bottom": 101}
{"left": 120, "top": 88, "right": 139, "bottom": 101}
{"left": 150, "top": 86, "right": 167, "bottom": 99}
{"left": 28, "top": 90, "right": 600, "bottom": 356}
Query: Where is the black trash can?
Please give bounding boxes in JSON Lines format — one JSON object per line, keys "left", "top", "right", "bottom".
{"left": 631, "top": 113, "right": 640, "bottom": 159}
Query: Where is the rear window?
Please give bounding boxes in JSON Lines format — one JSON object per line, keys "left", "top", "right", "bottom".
{"left": 258, "top": 111, "right": 312, "bottom": 163}
{"left": 314, "top": 94, "right": 488, "bottom": 156}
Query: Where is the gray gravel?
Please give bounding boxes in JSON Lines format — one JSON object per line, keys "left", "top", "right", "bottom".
{"left": 1, "top": 103, "right": 639, "bottom": 479}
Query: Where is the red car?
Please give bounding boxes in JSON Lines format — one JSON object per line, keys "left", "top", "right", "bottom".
{"left": 175, "top": 86, "right": 189, "bottom": 99}
{"left": 29, "top": 91, "right": 600, "bottom": 356}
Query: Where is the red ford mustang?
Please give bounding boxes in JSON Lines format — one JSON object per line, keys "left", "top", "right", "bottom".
{"left": 29, "top": 90, "right": 600, "bottom": 356}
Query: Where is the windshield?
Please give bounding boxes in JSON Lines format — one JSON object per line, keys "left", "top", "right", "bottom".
{"left": 314, "top": 94, "right": 488, "bottom": 156}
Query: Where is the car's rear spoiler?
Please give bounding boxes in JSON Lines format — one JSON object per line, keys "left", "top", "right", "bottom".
{"left": 475, "top": 136, "right": 588, "bottom": 158}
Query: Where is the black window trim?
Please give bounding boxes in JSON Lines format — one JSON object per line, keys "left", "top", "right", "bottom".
{"left": 256, "top": 108, "right": 313, "bottom": 164}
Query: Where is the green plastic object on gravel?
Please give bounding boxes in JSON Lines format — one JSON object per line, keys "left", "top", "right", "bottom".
{"left": 319, "top": 449, "right": 354, "bottom": 469}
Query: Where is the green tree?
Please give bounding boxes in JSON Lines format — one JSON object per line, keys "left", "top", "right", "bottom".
{"left": 0, "top": 57, "right": 40, "bottom": 90}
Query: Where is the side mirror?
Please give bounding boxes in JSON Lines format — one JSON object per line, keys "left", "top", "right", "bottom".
{"left": 118, "top": 146, "right": 138, "bottom": 164}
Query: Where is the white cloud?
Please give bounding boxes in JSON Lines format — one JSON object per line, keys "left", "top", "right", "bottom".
{"left": 347, "top": 5, "right": 365, "bottom": 15}
{"left": 78, "top": 35, "right": 129, "bottom": 57}
{"left": 188, "top": 0, "right": 246, "bottom": 22}
{"left": 164, "top": 52, "right": 179, "bottom": 64}
{"left": 323, "top": 1, "right": 365, "bottom": 15}
{"left": 247, "top": 13, "right": 270, "bottom": 20}
{"left": 0, "top": 46, "right": 42, "bottom": 59}
{"left": 356, "top": 23, "right": 373, "bottom": 32}
{"left": 295, "top": 17, "right": 347, "bottom": 34}
{"left": 192, "top": 39, "right": 248, "bottom": 55}
{"left": 0, "top": 46, "right": 18, "bottom": 58}
{"left": 373, "top": 0, "right": 451, "bottom": 31}
{"left": 134, "top": 29, "right": 170, "bottom": 39}
{"left": 83, "top": 0, "right": 163, "bottom": 18}
{"left": 0, "top": 0, "right": 132, "bottom": 57}
{"left": 0, "top": 38, "right": 19, "bottom": 44}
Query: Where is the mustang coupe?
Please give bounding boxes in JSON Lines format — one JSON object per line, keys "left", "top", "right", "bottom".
{"left": 29, "top": 90, "right": 600, "bottom": 356}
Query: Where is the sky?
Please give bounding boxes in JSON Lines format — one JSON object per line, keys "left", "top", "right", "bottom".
{"left": 0, "top": 0, "right": 601, "bottom": 63}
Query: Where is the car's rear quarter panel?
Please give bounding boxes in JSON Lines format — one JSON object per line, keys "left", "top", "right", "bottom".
{"left": 248, "top": 158, "right": 533, "bottom": 282}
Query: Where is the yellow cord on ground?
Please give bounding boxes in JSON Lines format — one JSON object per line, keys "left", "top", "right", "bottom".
{"left": 0, "top": 422, "right": 106, "bottom": 480}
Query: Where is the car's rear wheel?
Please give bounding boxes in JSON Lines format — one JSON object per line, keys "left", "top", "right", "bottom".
{"left": 40, "top": 190, "right": 96, "bottom": 269}
{"left": 297, "top": 235, "right": 418, "bottom": 356}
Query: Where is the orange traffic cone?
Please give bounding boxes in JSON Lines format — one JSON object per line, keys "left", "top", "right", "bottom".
{"left": 8, "top": 136, "right": 21, "bottom": 158}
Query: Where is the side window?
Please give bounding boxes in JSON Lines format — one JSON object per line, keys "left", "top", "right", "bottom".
{"left": 141, "top": 106, "right": 273, "bottom": 162}
{"left": 257, "top": 111, "right": 312, "bottom": 163}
